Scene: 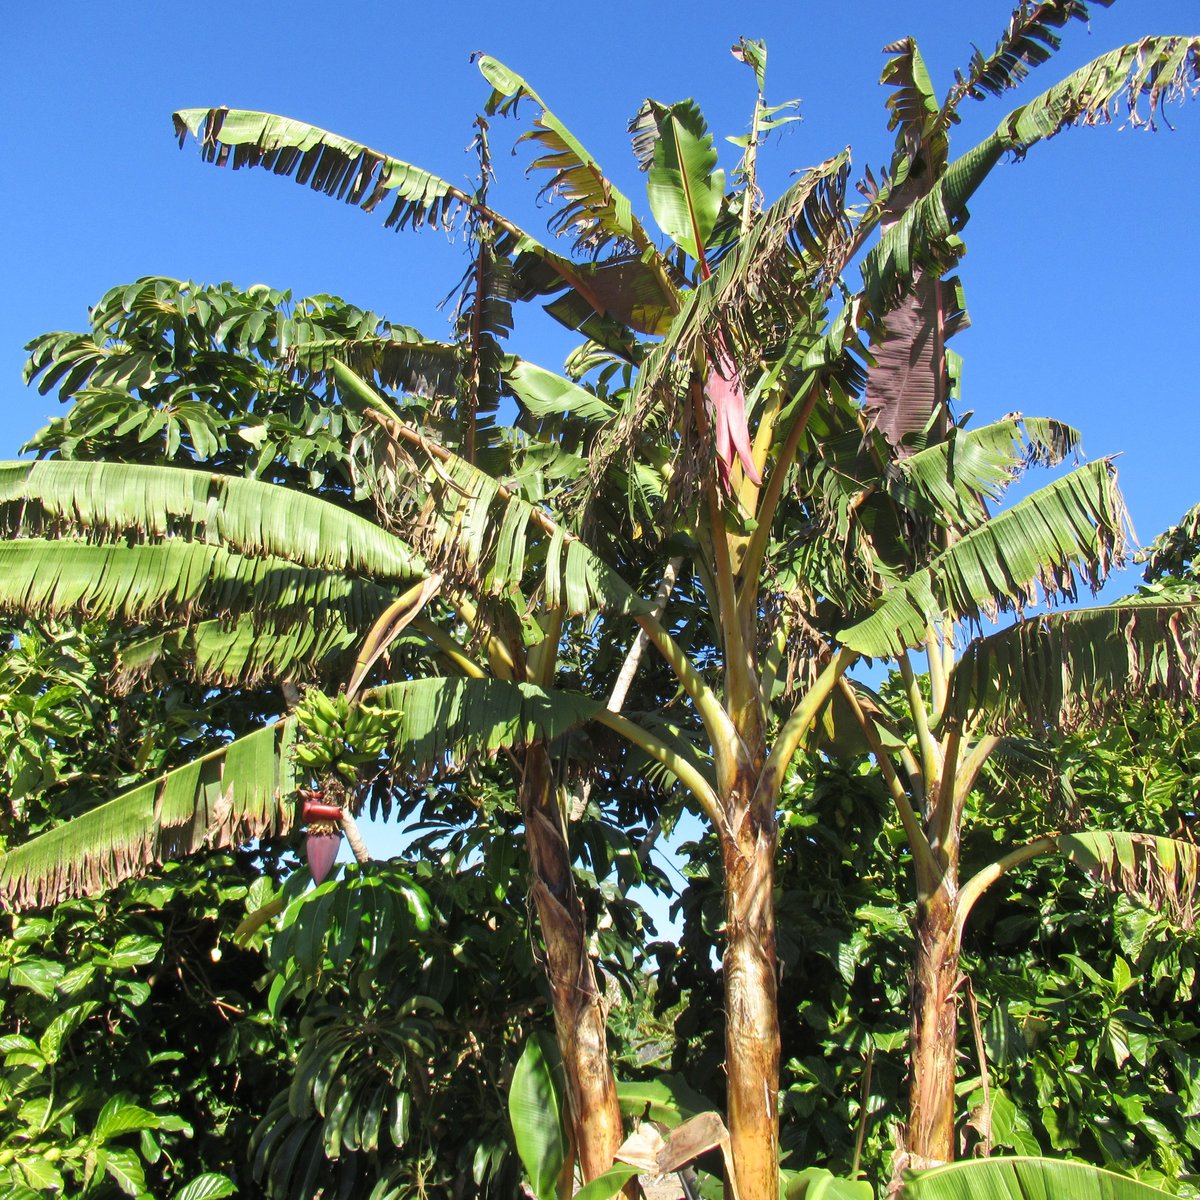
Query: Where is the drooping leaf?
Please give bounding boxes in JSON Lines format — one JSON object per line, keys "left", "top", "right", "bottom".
{"left": 941, "top": 597, "right": 1200, "bottom": 732}
{"left": 1058, "top": 832, "right": 1200, "bottom": 930}
{"left": 861, "top": 37, "right": 1200, "bottom": 316}
{"left": 863, "top": 272, "right": 967, "bottom": 454}
{"left": 114, "top": 612, "right": 370, "bottom": 692}
{"left": 477, "top": 55, "right": 652, "bottom": 255}
{"left": 338, "top": 364, "right": 648, "bottom": 618}
{"left": 597, "top": 154, "right": 850, "bottom": 495}
{"left": 0, "top": 459, "right": 421, "bottom": 581}
{"left": 0, "top": 539, "right": 392, "bottom": 631}
{"left": 942, "top": 1, "right": 1114, "bottom": 112}
{"left": 367, "top": 677, "right": 603, "bottom": 775}
{"left": 840, "top": 459, "right": 1128, "bottom": 657}
{"left": 174, "top": 108, "right": 473, "bottom": 233}
{"left": 888, "top": 416, "right": 1080, "bottom": 528}
{"left": 0, "top": 721, "right": 296, "bottom": 908}
{"left": 632, "top": 152, "right": 851, "bottom": 405}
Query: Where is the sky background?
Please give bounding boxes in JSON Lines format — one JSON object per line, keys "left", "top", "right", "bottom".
{"left": 3, "top": 2, "right": 1198, "bottom": 912}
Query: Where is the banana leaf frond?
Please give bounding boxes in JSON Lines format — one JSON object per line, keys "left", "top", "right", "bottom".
{"left": 337, "top": 363, "right": 647, "bottom": 619}
{"left": 886, "top": 416, "right": 1081, "bottom": 528}
{"left": 942, "top": 596, "right": 1200, "bottom": 732}
{"left": 0, "top": 677, "right": 603, "bottom": 908}
{"left": 476, "top": 55, "right": 654, "bottom": 256}
{"left": 840, "top": 459, "right": 1128, "bottom": 657}
{"left": 593, "top": 155, "right": 851, "bottom": 498}
{"left": 114, "top": 615, "right": 372, "bottom": 693}
{"left": 862, "top": 36, "right": 1200, "bottom": 316}
{"left": 0, "top": 721, "right": 296, "bottom": 909}
{"left": 174, "top": 108, "right": 472, "bottom": 233}
{"left": 1059, "top": 831, "right": 1200, "bottom": 930}
{"left": 0, "top": 540, "right": 391, "bottom": 631}
{"left": 940, "top": 1, "right": 1114, "bottom": 116}
{"left": 0, "top": 460, "right": 421, "bottom": 581}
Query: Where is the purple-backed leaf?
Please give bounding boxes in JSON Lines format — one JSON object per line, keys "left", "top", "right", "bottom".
{"left": 863, "top": 270, "right": 944, "bottom": 455}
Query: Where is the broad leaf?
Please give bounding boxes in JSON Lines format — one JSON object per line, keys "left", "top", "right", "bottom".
{"left": 368, "top": 678, "right": 603, "bottom": 774}
{"left": 0, "top": 721, "right": 296, "bottom": 908}
{"left": 478, "top": 55, "right": 652, "bottom": 255}
{"left": 339, "top": 364, "right": 648, "bottom": 617}
{"left": 635, "top": 99, "right": 726, "bottom": 264}
{"left": 785, "top": 1165, "right": 875, "bottom": 1200}
{"left": 171, "top": 1175, "right": 238, "bottom": 1200}
{"left": 0, "top": 539, "right": 391, "bottom": 631}
{"left": 863, "top": 272, "right": 966, "bottom": 454}
{"left": 616, "top": 1074, "right": 713, "bottom": 1129}
{"left": 508, "top": 1031, "right": 567, "bottom": 1200}
{"left": 0, "top": 677, "right": 601, "bottom": 908}
{"left": 174, "top": 108, "right": 472, "bottom": 233}
{"left": 573, "top": 1164, "right": 639, "bottom": 1200}
{"left": 888, "top": 417, "right": 1080, "bottom": 528}
{"left": 0, "top": 460, "right": 421, "bottom": 581}
{"left": 505, "top": 357, "right": 615, "bottom": 425}
{"left": 901, "top": 1155, "right": 1171, "bottom": 1199}
{"left": 115, "top": 613, "right": 369, "bottom": 691}
{"left": 862, "top": 37, "right": 1200, "bottom": 315}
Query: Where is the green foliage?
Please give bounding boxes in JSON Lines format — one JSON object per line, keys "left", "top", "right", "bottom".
{"left": 0, "top": 856, "right": 287, "bottom": 1198}
{"left": 508, "top": 1032, "right": 568, "bottom": 1200}
{"left": 901, "top": 1157, "right": 1170, "bottom": 1200}
{"left": 10, "top": 14, "right": 1200, "bottom": 1200}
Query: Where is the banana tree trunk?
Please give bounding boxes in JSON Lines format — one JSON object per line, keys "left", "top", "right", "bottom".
{"left": 521, "top": 743, "right": 624, "bottom": 1182}
{"left": 721, "top": 799, "right": 780, "bottom": 1200}
{"left": 906, "top": 884, "right": 961, "bottom": 1167}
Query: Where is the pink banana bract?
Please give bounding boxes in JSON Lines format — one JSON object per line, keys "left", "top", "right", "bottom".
{"left": 706, "top": 340, "right": 761, "bottom": 492}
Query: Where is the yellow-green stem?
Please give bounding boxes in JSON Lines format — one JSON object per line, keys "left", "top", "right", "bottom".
{"left": 838, "top": 677, "right": 939, "bottom": 890}
{"left": 594, "top": 708, "right": 723, "bottom": 830}
{"left": 737, "top": 384, "right": 820, "bottom": 616}
{"left": 931, "top": 728, "right": 962, "bottom": 864}
{"left": 954, "top": 837, "right": 1059, "bottom": 946}
{"left": 635, "top": 611, "right": 737, "bottom": 782}
{"left": 757, "top": 648, "right": 857, "bottom": 799}
{"left": 900, "top": 649, "right": 940, "bottom": 798}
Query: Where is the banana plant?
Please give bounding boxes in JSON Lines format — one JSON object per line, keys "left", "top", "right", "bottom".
{"left": 900, "top": 1156, "right": 1172, "bottom": 1200}
{"left": 805, "top": 13, "right": 1200, "bottom": 1170}
{"left": 12, "top": 278, "right": 668, "bottom": 1184}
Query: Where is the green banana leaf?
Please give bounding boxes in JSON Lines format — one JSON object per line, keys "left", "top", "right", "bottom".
{"left": 902, "top": 1156, "right": 1170, "bottom": 1200}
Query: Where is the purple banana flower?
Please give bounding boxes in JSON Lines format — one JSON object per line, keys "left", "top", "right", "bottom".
{"left": 305, "top": 830, "right": 342, "bottom": 885}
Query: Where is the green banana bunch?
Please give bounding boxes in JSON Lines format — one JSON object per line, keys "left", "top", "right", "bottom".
{"left": 294, "top": 689, "right": 401, "bottom": 783}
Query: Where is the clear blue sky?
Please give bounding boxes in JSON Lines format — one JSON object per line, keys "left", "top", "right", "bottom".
{"left": 3, "top": 4, "right": 1198, "bottom": 894}
{"left": 4, "top": 2, "right": 1197, "bottom": 544}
